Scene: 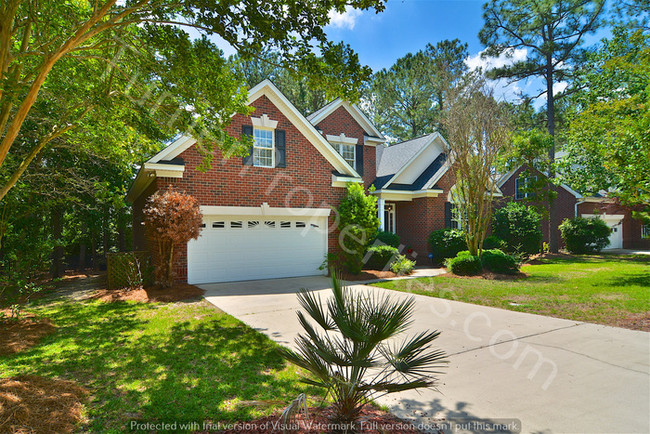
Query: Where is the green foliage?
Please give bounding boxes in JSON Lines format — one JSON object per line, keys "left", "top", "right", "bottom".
{"left": 336, "top": 183, "right": 380, "bottom": 274}
{"left": 492, "top": 202, "right": 543, "bottom": 255}
{"left": 481, "top": 249, "right": 520, "bottom": 275}
{"left": 364, "top": 245, "right": 399, "bottom": 270}
{"left": 390, "top": 255, "right": 416, "bottom": 275}
{"left": 483, "top": 235, "right": 507, "bottom": 251}
{"left": 559, "top": 217, "right": 612, "bottom": 254}
{"left": 445, "top": 252, "right": 482, "bottom": 276}
{"left": 428, "top": 229, "right": 467, "bottom": 263}
{"left": 562, "top": 28, "right": 650, "bottom": 217}
{"left": 374, "top": 230, "right": 401, "bottom": 248}
{"left": 281, "top": 273, "right": 447, "bottom": 426}
{"left": 366, "top": 39, "right": 469, "bottom": 141}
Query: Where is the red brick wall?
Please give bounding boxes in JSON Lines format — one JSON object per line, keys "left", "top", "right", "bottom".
{"left": 149, "top": 95, "right": 356, "bottom": 281}
{"left": 394, "top": 171, "right": 455, "bottom": 263}
{"left": 497, "top": 165, "right": 577, "bottom": 247}
{"left": 314, "top": 106, "right": 377, "bottom": 187}
{"left": 578, "top": 202, "right": 650, "bottom": 249}
{"left": 131, "top": 181, "right": 157, "bottom": 251}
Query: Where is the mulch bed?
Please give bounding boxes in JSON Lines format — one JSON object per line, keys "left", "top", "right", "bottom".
{"left": 0, "top": 312, "right": 56, "bottom": 357}
{"left": 615, "top": 312, "right": 650, "bottom": 332}
{"left": 0, "top": 375, "right": 88, "bottom": 433}
{"left": 93, "top": 283, "right": 205, "bottom": 303}
{"left": 341, "top": 270, "right": 400, "bottom": 281}
{"left": 209, "top": 405, "right": 429, "bottom": 433}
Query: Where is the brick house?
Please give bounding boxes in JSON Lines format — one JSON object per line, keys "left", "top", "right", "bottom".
{"left": 127, "top": 80, "right": 649, "bottom": 284}
{"left": 497, "top": 165, "right": 650, "bottom": 250}
{"left": 127, "top": 80, "right": 462, "bottom": 284}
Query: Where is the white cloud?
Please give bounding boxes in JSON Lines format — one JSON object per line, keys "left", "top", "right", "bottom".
{"left": 465, "top": 48, "right": 528, "bottom": 72}
{"left": 553, "top": 81, "right": 568, "bottom": 96}
{"left": 327, "top": 6, "right": 362, "bottom": 30}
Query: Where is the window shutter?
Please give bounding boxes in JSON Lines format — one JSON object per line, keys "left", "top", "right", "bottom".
{"left": 242, "top": 125, "right": 254, "bottom": 165}
{"left": 444, "top": 202, "right": 452, "bottom": 228}
{"left": 275, "top": 129, "right": 286, "bottom": 168}
{"left": 355, "top": 144, "right": 364, "bottom": 176}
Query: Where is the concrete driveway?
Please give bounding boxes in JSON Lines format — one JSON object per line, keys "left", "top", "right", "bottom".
{"left": 201, "top": 276, "right": 650, "bottom": 434}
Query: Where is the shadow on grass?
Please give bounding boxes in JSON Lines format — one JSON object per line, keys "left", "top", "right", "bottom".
{"left": 0, "top": 300, "right": 312, "bottom": 431}
{"left": 601, "top": 272, "right": 650, "bottom": 287}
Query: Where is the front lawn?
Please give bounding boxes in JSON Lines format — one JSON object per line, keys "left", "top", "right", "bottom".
{"left": 372, "top": 254, "right": 650, "bottom": 330}
{"left": 0, "top": 298, "right": 313, "bottom": 431}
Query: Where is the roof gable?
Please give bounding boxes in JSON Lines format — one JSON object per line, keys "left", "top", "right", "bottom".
{"left": 144, "top": 80, "right": 359, "bottom": 177}
{"left": 497, "top": 164, "right": 582, "bottom": 199}
{"left": 307, "top": 98, "right": 385, "bottom": 141}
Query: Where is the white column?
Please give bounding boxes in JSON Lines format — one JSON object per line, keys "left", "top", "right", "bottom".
{"left": 378, "top": 198, "right": 385, "bottom": 231}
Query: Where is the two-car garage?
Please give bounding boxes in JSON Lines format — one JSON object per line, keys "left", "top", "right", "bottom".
{"left": 187, "top": 205, "right": 330, "bottom": 284}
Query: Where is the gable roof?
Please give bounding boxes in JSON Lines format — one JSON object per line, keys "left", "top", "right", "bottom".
{"left": 307, "top": 98, "right": 385, "bottom": 141}
{"left": 374, "top": 132, "right": 451, "bottom": 192}
{"left": 497, "top": 164, "right": 583, "bottom": 199}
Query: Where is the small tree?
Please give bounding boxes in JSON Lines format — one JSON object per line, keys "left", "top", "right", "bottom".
{"left": 442, "top": 76, "right": 512, "bottom": 256}
{"left": 282, "top": 272, "right": 447, "bottom": 428}
{"left": 143, "top": 187, "right": 202, "bottom": 287}
{"left": 492, "top": 201, "right": 543, "bottom": 255}
{"left": 336, "top": 183, "right": 380, "bottom": 274}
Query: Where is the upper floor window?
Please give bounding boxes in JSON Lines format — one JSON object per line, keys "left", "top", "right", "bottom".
{"left": 642, "top": 224, "right": 650, "bottom": 239}
{"left": 333, "top": 142, "right": 355, "bottom": 169}
{"left": 515, "top": 176, "right": 537, "bottom": 200}
{"left": 253, "top": 128, "right": 274, "bottom": 168}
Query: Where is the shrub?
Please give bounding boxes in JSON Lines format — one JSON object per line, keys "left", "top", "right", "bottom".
{"left": 559, "top": 217, "right": 611, "bottom": 254}
{"left": 364, "top": 245, "right": 400, "bottom": 270}
{"left": 390, "top": 255, "right": 415, "bottom": 275}
{"left": 483, "top": 235, "right": 507, "bottom": 251}
{"left": 374, "top": 230, "right": 400, "bottom": 248}
{"left": 492, "top": 202, "right": 543, "bottom": 255}
{"left": 428, "top": 229, "right": 467, "bottom": 263}
{"left": 481, "top": 249, "right": 519, "bottom": 274}
{"left": 282, "top": 273, "right": 446, "bottom": 426}
{"left": 143, "top": 187, "right": 203, "bottom": 287}
{"left": 336, "top": 183, "right": 380, "bottom": 274}
{"left": 445, "top": 253, "right": 482, "bottom": 276}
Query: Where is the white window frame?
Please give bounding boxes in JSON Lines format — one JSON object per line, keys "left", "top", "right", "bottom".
{"left": 253, "top": 127, "right": 274, "bottom": 168}
{"left": 450, "top": 202, "right": 465, "bottom": 230}
{"left": 327, "top": 134, "right": 358, "bottom": 170}
{"left": 515, "top": 176, "right": 537, "bottom": 200}
{"left": 333, "top": 142, "right": 356, "bottom": 169}
{"left": 384, "top": 203, "right": 396, "bottom": 233}
{"left": 642, "top": 224, "right": 650, "bottom": 239}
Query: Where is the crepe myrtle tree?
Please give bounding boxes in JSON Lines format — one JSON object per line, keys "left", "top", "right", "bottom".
{"left": 282, "top": 272, "right": 447, "bottom": 428}
{"left": 143, "top": 187, "right": 202, "bottom": 287}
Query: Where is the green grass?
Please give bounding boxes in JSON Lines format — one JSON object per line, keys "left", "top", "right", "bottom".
{"left": 372, "top": 255, "right": 650, "bottom": 326}
{"left": 0, "top": 298, "right": 314, "bottom": 432}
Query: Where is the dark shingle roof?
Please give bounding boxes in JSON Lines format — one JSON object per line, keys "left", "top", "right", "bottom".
{"left": 375, "top": 134, "right": 436, "bottom": 178}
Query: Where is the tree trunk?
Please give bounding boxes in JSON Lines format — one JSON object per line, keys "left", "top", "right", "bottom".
{"left": 102, "top": 204, "right": 110, "bottom": 259}
{"left": 117, "top": 209, "right": 126, "bottom": 252}
{"left": 79, "top": 221, "right": 87, "bottom": 271}
{"left": 51, "top": 206, "right": 64, "bottom": 278}
{"left": 546, "top": 42, "right": 559, "bottom": 253}
{"left": 91, "top": 231, "right": 98, "bottom": 272}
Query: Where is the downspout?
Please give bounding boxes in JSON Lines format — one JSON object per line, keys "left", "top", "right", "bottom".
{"left": 575, "top": 199, "right": 586, "bottom": 218}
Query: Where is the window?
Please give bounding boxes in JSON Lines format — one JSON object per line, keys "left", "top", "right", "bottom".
{"left": 212, "top": 221, "right": 225, "bottom": 229}
{"left": 333, "top": 142, "right": 355, "bottom": 169}
{"left": 515, "top": 176, "right": 537, "bottom": 200}
{"left": 230, "top": 221, "right": 243, "bottom": 229}
{"left": 280, "top": 221, "right": 291, "bottom": 228}
{"left": 450, "top": 203, "right": 464, "bottom": 230}
{"left": 247, "top": 220, "right": 260, "bottom": 229}
{"left": 642, "top": 225, "right": 650, "bottom": 239}
{"left": 264, "top": 221, "right": 276, "bottom": 228}
{"left": 296, "top": 221, "right": 306, "bottom": 228}
{"left": 384, "top": 203, "right": 396, "bottom": 233}
{"left": 253, "top": 128, "right": 274, "bottom": 168}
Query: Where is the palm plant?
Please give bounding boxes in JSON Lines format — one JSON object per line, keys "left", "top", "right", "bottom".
{"left": 281, "top": 271, "right": 447, "bottom": 429}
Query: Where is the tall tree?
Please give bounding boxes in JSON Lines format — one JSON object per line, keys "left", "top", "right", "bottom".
{"left": 0, "top": 0, "right": 385, "bottom": 201}
{"left": 562, "top": 28, "right": 650, "bottom": 218}
{"left": 442, "top": 76, "right": 512, "bottom": 256}
{"left": 366, "top": 39, "right": 468, "bottom": 141}
{"left": 479, "top": 0, "right": 606, "bottom": 252}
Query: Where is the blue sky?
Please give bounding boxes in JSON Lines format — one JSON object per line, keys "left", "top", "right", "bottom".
{"left": 325, "top": 0, "right": 487, "bottom": 72}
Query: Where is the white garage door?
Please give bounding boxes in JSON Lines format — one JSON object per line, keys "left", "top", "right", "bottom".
{"left": 187, "top": 214, "right": 328, "bottom": 284}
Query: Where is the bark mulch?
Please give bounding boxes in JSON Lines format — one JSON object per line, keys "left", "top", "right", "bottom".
{"left": 0, "top": 375, "right": 89, "bottom": 433}
{"left": 206, "top": 405, "right": 432, "bottom": 433}
{"left": 93, "top": 283, "right": 205, "bottom": 303}
{"left": 340, "top": 270, "right": 400, "bottom": 281}
{"left": 0, "top": 312, "right": 56, "bottom": 357}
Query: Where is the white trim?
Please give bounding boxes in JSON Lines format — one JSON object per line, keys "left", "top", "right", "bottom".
{"left": 248, "top": 80, "right": 359, "bottom": 177}
{"left": 364, "top": 136, "right": 385, "bottom": 147}
{"left": 332, "top": 174, "right": 364, "bottom": 188}
{"left": 383, "top": 133, "right": 447, "bottom": 190}
{"left": 308, "top": 98, "right": 385, "bottom": 141}
{"left": 199, "top": 203, "right": 332, "bottom": 218}
{"left": 581, "top": 213, "right": 625, "bottom": 222}
{"left": 148, "top": 135, "right": 196, "bottom": 163}
{"left": 251, "top": 114, "right": 278, "bottom": 129}
{"left": 326, "top": 133, "right": 358, "bottom": 145}
{"left": 252, "top": 127, "right": 275, "bottom": 168}
{"left": 373, "top": 188, "right": 443, "bottom": 202}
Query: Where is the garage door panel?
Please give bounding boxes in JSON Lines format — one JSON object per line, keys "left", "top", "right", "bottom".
{"left": 187, "top": 215, "right": 327, "bottom": 284}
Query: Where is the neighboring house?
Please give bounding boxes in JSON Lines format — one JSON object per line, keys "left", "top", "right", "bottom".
{"left": 497, "top": 165, "right": 650, "bottom": 250}
{"left": 126, "top": 80, "right": 460, "bottom": 284}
